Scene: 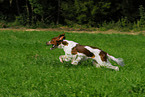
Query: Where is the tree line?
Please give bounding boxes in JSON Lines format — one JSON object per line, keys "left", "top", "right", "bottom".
{"left": 0, "top": 0, "right": 145, "bottom": 29}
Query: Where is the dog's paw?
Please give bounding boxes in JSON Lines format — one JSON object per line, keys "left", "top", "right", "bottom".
{"left": 115, "top": 67, "right": 119, "bottom": 71}
{"left": 71, "top": 61, "right": 78, "bottom": 65}
{"left": 59, "top": 57, "right": 64, "bottom": 63}
{"left": 60, "top": 60, "right": 63, "bottom": 63}
{"left": 59, "top": 58, "right": 63, "bottom": 63}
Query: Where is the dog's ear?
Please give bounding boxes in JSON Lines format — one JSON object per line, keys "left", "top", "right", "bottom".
{"left": 58, "top": 33, "right": 65, "bottom": 37}
{"left": 58, "top": 33, "right": 65, "bottom": 41}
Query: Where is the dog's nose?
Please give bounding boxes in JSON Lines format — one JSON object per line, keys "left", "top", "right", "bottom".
{"left": 46, "top": 42, "right": 49, "bottom": 45}
{"left": 46, "top": 41, "right": 51, "bottom": 45}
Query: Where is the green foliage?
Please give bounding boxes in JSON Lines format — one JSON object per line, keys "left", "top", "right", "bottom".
{"left": 61, "top": 0, "right": 111, "bottom": 26}
{"left": 0, "top": 14, "right": 7, "bottom": 20}
{"left": 14, "top": 14, "right": 28, "bottom": 26}
{"left": 1, "top": 0, "right": 145, "bottom": 30}
{"left": 29, "top": 0, "right": 44, "bottom": 15}
{"left": 0, "top": 31, "right": 145, "bottom": 96}
{"left": 114, "top": 17, "right": 131, "bottom": 31}
{"left": 99, "top": 17, "right": 132, "bottom": 32}
{"left": 99, "top": 13, "right": 145, "bottom": 32}
{"left": 139, "top": 5, "right": 145, "bottom": 26}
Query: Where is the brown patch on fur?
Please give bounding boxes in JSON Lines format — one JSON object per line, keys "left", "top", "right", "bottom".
{"left": 49, "top": 37, "right": 61, "bottom": 46}
{"left": 91, "top": 55, "right": 95, "bottom": 58}
{"left": 62, "top": 41, "right": 68, "bottom": 46}
{"left": 47, "top": 33, "right": 65, "bottom": 46}
{"left": 71, "top": 44, "right": 95, "bottom": 57}
{"left": 71, "top": 46, "right": 78, "bottom": 55}
{"left": 99, "top": 51, "right": 107, "bottom": 62}
{"left": 89, "top": 46, "right": 100, "bottom": 50}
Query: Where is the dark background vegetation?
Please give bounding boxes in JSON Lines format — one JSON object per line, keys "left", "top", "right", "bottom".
{"left": 0, "top": 0, "right": 145, "bottom": 31}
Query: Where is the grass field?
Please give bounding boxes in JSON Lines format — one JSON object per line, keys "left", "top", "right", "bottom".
{"left": 0, "top": 30, "right": 144, "bottom": 97}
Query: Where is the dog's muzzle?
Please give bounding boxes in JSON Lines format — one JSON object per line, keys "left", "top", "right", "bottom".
{"left": 46, "top": 42, "right": 57, "bottom": 50}
{"left": 46, "top": 41, "right": 51, "bottom": 46}
{"left": 50, "top": 44, "right": 57, "bottom": 50}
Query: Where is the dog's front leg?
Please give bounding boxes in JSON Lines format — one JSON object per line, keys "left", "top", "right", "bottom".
{"left": 71, "top": 55, "right": 83, "bottom": 65}
{"left": 59, "top": 55, "right": 64, "bottom": 63}
{"left": 71, "top": 55, "right": 77, "bottom": 65}
{"left": 59, "top": 55, "right": 71, "bottom": 63}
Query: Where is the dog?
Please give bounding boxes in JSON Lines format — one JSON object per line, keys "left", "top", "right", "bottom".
{"left": 46, "top": 33, "right": 125, "bottom": 71}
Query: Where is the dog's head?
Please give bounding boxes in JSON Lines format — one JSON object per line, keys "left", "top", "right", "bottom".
{"left": 46, "top": 33, "right": 65, "bottom": 50}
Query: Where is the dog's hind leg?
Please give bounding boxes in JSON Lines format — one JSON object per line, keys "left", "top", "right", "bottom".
{"left": 71, "top": 55, "right": 87, "bottom": 65}
{"left": 71, "top": 55, "right": 81, "bottom": 65}
{"left": 94, "top": 57, "right": 119, "bottom": 71}
{"left": 105, "top": 60, "right": 119, "bottom": 71}
{"left": 92, "top": 60, "right": 100, "bottom": 68}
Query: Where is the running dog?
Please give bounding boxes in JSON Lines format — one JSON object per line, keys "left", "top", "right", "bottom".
{"left": 46, "top": 33, "right": 125, "bottom": 71}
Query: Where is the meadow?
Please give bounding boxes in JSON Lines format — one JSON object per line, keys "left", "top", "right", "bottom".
{"left": 0, "top": 30, "right": 144, "bottom": 97}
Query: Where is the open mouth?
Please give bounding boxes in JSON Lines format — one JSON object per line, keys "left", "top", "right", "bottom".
{"left": 50, "top": 44, "right": 57, "bottom": 50}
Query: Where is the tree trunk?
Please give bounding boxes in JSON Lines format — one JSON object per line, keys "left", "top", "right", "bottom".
{"left": 56, "top": 0, "right": 60, "bottom": 25}
{"left": 26, "top": 0, "right": 32, "bottom": 25}
{"left": 16, "top": 0, "right": 20, "bottom": 15}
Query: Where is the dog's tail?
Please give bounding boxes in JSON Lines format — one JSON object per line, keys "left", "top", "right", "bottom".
{"left": 107, "top": 54, "right": 125, "bottom": 66}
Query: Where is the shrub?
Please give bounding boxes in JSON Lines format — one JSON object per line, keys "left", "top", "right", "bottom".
{"left": 14, "top": 14, "right": 28, "bottom": 26}
{"left": 139, "top": 5, "right": 145, "bottom": 26}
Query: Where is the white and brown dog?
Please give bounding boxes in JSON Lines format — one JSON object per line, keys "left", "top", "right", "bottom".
{"left": 46, "top": 33, "right": 125, "bottom": 71}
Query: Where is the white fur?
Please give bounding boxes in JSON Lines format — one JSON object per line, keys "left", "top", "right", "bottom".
{"left": 58, "top": 40, "right": 125, "bottom": 71}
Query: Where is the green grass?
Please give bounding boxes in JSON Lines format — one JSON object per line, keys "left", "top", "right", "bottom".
{"left": 0, "top": 30, "right": 145, "bottom": 97}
